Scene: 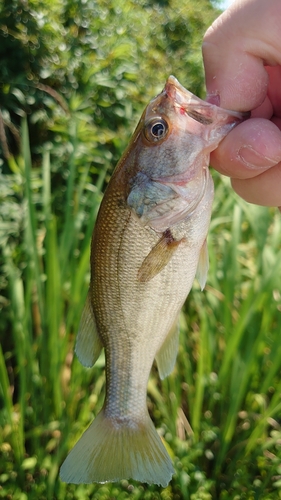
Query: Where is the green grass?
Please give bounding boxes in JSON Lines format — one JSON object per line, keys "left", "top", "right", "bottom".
{"left": 1, "top": 123, "right": 281, "bottom": 499}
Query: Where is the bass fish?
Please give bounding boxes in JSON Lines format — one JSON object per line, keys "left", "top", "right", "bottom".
{"left": 60, "top": 76, "right": 246, "bottom": 487}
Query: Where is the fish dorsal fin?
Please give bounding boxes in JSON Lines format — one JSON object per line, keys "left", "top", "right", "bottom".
{"left": 196, "top": 239, "right": 209, "bottom": 291}
{"left": 75, "top": 292, "right": 103, "bottom": 367}
{"left": 155, "top": 317, "right": 180, "bottom": 380}
{"left": 138, "top": 230, "right": 183, "bottom": 283}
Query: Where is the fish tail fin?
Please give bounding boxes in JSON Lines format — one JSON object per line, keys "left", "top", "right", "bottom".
{"left": 59, "top": 410, "right": 174, "bottom": 487}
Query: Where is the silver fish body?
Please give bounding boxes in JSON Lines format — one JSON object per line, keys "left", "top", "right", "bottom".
{"left": 60, "top": 76, "right": 246, "bottom": 487}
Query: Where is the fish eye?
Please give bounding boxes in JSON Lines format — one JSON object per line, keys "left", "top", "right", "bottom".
{"left": 144, "top": 117, "right": 169, "bottom": 142}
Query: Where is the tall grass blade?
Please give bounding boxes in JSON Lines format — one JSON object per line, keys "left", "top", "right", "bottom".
{"left": 0, "top": 342, "right": 23, "bottom": 464}
{"left": 59, "top": 119, "right": 78, "bottom": 278}
{"left": 3, "top": 251, "right": 26, "bottom": 464}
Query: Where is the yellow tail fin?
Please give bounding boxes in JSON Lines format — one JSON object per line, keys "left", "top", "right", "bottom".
{"left": 60, "top": 410, "right": 174, "bottom": 487}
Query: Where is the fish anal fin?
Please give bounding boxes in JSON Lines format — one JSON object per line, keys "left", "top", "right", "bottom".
{"left": 59, "top": 410, "right": 174, "bottom": 487}
{"left": 138, "top": 230, "right": 184, "bottom": 283}
{"left": 75, "top": 292, "right": 103, "bottom": 367}
{"left": 196, "top": 239, "right": 209, "bottom": 291}
{"left": 156, "top": 317, "right": 179, "bottom": 380}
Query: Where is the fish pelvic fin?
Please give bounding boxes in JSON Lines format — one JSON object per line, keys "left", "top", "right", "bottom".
{"left": 59, "top": 410, "right": 174, "bottom": 487}
{"left": 195, "top": 239, "right": 209, "bottom": 291}
{"left": 138, "top": 229, "right": 183, "bottom": 283}
{"left": 75, "top": 292, "right": 103, "bottom": 367}
{"left": 156, "top": 317, "right": 179, "bottom": 380}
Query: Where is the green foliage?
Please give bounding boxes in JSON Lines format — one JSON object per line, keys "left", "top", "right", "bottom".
{"left": 2, "top": 126, "right": 281, "bottom": 499}
{"left": 0, "top": 0, "right": 216, "bottom": 169}
{"left": 2, "top": 1, "right": 281, "bottom": 500}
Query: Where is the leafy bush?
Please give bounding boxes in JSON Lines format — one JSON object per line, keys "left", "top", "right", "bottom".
{"left": 0, "top": 0, "right": 216, "bottom": 165}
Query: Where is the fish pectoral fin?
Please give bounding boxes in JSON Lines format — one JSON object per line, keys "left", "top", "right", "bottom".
{"left": 196, "top": 239, "right": 209, "bottom": 291}
{"left": 155, "top": 316, "right": 180, "bottom": 380}
{"left": 75, "top": 291, "right": 103, "bottom": 367}
{"left": 138, "top": 230, "right": 184, "bottom": 283}
{"left": 59, "top": 410, "right": 174, "bottom": 487}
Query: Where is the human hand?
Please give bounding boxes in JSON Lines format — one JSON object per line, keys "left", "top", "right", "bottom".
{"left": 202, "top": 0, "right": 281, "bottom": 207}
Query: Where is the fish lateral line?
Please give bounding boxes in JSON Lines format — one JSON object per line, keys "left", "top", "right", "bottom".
{"left": 137, "top": 229, "right": 185, "bottom": 283}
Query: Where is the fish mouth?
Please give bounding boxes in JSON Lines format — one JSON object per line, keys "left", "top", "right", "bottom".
{"left": 164, "top": 75, "right": 249, "bottom": 124}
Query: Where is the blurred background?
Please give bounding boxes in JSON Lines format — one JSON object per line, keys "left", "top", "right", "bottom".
{"left": 1, "top": 0, "right": 281, "bottom": 499}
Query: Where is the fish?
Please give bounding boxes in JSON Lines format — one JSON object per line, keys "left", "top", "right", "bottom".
{"left": 60, "top": 75, "right": 246, "bottom": 487}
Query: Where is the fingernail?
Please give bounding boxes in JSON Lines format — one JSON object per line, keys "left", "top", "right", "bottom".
{"left": 238, "top": 146, "right": 277, "bottom": 169}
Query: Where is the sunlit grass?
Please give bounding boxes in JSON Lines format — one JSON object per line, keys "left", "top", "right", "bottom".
{"left": 1, "top": 125, "right": 281, "bottom": 499}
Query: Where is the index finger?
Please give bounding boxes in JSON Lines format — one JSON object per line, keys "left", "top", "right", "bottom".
{"left": 202, "top": 0, "right": 281, "bottom": 111}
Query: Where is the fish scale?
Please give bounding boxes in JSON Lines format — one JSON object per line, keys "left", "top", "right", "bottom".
{"left": 60, "top": 75, "right": 247, "bottom": 487}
